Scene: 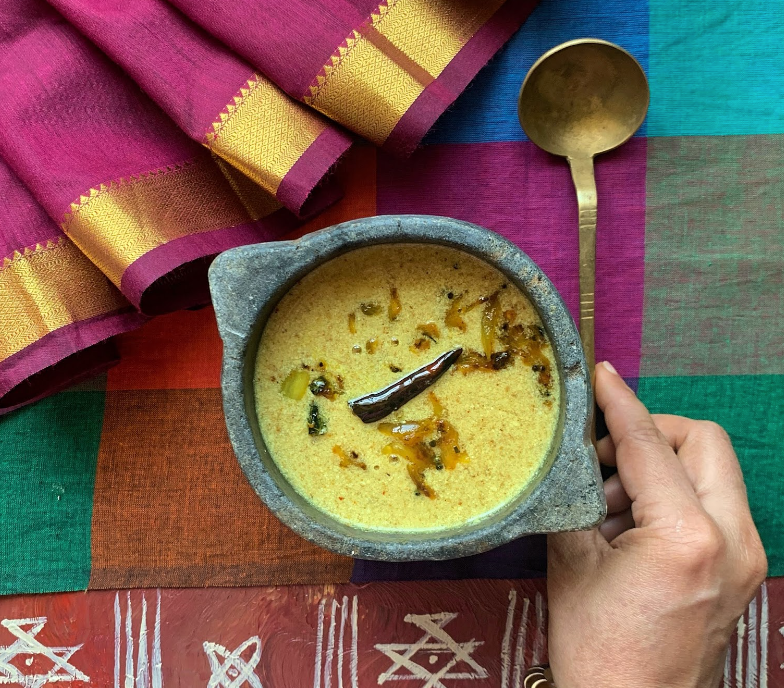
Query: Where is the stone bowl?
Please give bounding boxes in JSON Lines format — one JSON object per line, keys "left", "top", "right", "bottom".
{"left": 208, "top": 215, "right": 605, "bottom": 561}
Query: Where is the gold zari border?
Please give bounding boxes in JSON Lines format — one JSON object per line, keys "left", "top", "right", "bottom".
{"left": 212, "top": 154, "right": 283, "bottom": 220}
{"left": 304, "top": 0, "right": 504, "bottom": 145}
{"left": 61, "top": 155, "right": 279, "bottom": 289}
{"left": 205, "top": 74, "right": 327, "bottom": 196}
{"left": 0, "top": 236, "right": 127, "bottom": 363}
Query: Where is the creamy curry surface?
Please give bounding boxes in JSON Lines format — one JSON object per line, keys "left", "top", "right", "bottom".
{"left": 254, "top": 244, "right": 560, "bottom": 532}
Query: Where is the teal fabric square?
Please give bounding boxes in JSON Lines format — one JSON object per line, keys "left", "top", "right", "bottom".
{"left": 638, "top": 375, "right": 784, "bottom": 577}
{"left": 0, "top": 392, "right": 104, "bottom": 593}
{"left": 648, "top": 2, "right": 784, "bottom": 136}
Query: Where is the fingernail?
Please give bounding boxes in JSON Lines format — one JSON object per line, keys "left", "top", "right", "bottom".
{"left": 601, "top": 361, "right": 618, "bottom": 375}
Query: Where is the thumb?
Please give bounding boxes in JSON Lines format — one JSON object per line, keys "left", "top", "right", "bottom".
{"left": 547, "top": 530, "right": 606, "bottom": 582}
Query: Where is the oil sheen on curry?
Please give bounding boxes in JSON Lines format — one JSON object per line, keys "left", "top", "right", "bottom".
{"left": 254, "top": 244, "right": 560, "bottom": 532}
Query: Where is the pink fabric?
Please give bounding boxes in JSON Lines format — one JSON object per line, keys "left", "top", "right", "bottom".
{"left": 377, "top": 140, "right": 647, "bottom": 380}
{"left": 0, "top": 156, "right": 145, "bottom": 409}
{"left": 47, "top": 0, "right": 254, "bottom": 139}
{"left": 0, "top": 0, "right": 200, "bottom": 216}
{"left": 384, "top": 0, "right": 538, "bottom": 156}
{"left": 2, "top": 323, "right": 121, "bottom": 413}
{"left": 46, "top": 0, "right": 352, "bottom": 216}
{"left": 167, "top": 0, "right": 531, "bottom": 157}
{"left": 0, "top": 0, "right": 296, "bottom": 313}
{"left": 168, "top": 0, "right": 378, "bottom": 98}
{"left": 277, "top": 128, "right": 348, "bottom": 217}
{"left": 0, "top": 0, "right": 535, "bottom": 412}
{"left": 123, "top": 210, "right": 298, "bottom": 313}
{"left": 0, "top": 158, "right": 63, "bottom": 261}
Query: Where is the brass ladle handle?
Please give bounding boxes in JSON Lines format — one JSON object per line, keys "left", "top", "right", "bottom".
{"left": 568, "top": 155, "right": 597, "bottom": 382}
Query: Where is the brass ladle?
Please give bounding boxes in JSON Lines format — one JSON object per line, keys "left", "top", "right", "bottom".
{"left": 518, "top": 39, "right": 649, "bottom": 381}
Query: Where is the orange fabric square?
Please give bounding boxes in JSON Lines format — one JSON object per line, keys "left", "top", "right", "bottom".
{"left": 106, "top": 306, "right": 222, "bottom": 390}
{"left": 89, "top": 388, "right": 353, "bottom": 588}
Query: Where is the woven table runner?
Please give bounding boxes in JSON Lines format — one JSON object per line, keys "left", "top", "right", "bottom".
{"left": 0, "top": 0, "right": 782, "bottom": 595}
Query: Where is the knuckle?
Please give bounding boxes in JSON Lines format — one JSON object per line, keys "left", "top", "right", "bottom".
{"left": 749, "top": 555, "right": 769, "bottom": 589}
{"left": 745, "top": 540, "right": 769, "bottom": 588}
{"left": 698, "top": 420, "right": 731, "bottom": 444}
{"left": 622, "top": 421, "right": 668, "bottom": 449}
{"left": 680, "top": 516, "right": 725, "bottom": 565}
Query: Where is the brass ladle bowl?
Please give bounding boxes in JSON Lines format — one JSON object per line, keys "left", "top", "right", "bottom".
{"left": 518, "top": 39, "right": 649, "bottom": 380}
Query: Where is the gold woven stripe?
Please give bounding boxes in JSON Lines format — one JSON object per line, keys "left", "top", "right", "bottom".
{"left": 61, "top": 155, "right": 276, "bottom": 288}
{"left": 304, "top": 0, "right": 504, "bottom": 145}
{"left": 205, "top": 74, "right": 327, "bottom": 196}
{"left": 0, "top": 236, "right": 128, "bottom": 363}
{"left": 213, "top": 155, "right": 283, "bottom": 220}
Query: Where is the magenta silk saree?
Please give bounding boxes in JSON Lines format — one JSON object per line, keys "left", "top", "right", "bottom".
{"left": 0, "top": 0, "right": 537, "bottom": 412}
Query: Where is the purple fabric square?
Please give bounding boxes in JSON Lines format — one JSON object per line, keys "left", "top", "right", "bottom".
{"left": 352, "top": 536, "right": 547, "bottom": 583}
{"left": 377, "top": 139, "right": 646, "bottom": 379}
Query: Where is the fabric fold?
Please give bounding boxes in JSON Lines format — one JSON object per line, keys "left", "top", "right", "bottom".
{"left": 168, "top": 0, "right": 538, "bottom": 156}
{"left": 0, "top": 0, "right": 297, "bottom": 315}
{"left": 47, "top": 0, "right": 352, "bottom": 217}
{"left": 0, "top": 156, "right": 145, "bottom": 414}
{"left": 0, "top": 0, "right": 535, "bottom": 413}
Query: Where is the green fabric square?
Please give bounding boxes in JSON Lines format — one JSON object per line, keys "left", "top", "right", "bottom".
{"left": 649, "top": 2, "right": 784, "bottom": 136}
{"left": 638, "top": 375, "right": 784, "bottom": 577}
{"left": 0, "top": 392, "right": 103, "bottom": 593}
{"left": 643, "top": 135, "right": 784, "bottom": 377}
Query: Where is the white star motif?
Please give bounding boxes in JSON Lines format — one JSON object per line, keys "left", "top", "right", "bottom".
{"left": 204, "top": 636, "right": 263, "bottom": 688}
{"left": 375, "top": 612, "right": 487, "bottom": 688}
{"left": 0, "top": 617, "right": 88, "bottom": 688}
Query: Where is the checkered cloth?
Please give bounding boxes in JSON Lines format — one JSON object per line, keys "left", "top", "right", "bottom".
{"left": 1, "top": 0, "right": 782, "bottom": 594}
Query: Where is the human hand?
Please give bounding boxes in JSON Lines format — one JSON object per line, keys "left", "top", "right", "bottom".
{"left": 546, "top": 361, "right": 767, "bottom": 688}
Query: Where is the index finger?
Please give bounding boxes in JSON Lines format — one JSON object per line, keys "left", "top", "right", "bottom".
{"left": 595, "top": 362, "right": 699, "bottom": 519}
